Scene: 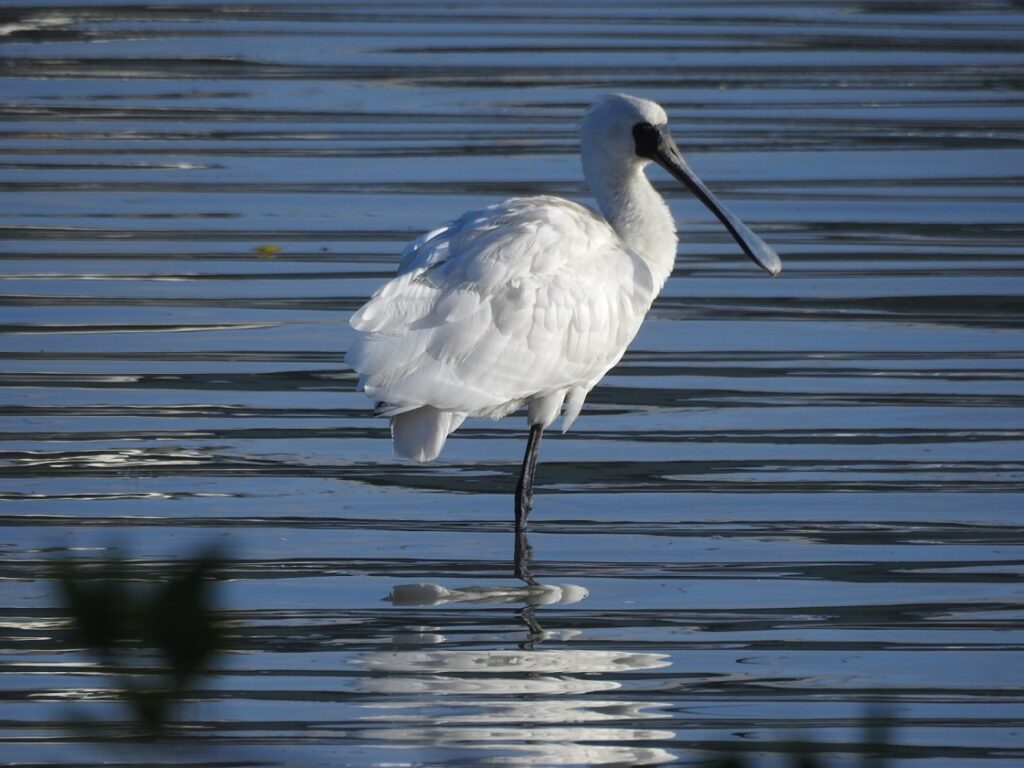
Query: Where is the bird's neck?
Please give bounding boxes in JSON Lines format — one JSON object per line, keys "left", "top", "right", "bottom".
{"left": 590, "top": 163, "right": 679, "bottom": 292}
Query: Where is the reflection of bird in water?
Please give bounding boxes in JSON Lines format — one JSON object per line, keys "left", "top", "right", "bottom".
{"left": 362, "top": 576, "right": 675, "bottom": 763}
{"left": 388, "top": 580, "right": 590, "bottom": 647}
{"left": 347, "top": 94, "right": 782, "bottom": 583}
{"left": 357, "top": 642, "right": 674, "bottom": 765}
{"left": 387, "top": 582, "right": 588, "bottom": 607}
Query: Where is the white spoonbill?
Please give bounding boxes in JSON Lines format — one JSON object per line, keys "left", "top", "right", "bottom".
{"left": 347, "top": 94, "right": 781, "bottom": 583}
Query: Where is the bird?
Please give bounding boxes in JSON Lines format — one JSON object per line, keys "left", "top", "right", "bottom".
{"left": 346, "top": 93, "right": 781, "bottom": 584}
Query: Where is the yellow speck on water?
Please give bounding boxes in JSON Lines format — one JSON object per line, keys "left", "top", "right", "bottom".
{"left": 255, "top": 244, "right": 282, "bottom": 258}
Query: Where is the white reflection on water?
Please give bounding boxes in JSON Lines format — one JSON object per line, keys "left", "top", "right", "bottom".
{"left": 0, "top": 13, "right": 72, "bottom": 37}
{"left": 387, "top": 582, "right": 589, "bottom": 607}
{"left": 355, "top": 619, "right": 675, "bottom": 766}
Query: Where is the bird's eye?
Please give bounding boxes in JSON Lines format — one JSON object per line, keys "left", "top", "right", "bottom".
{"left": 632, "top": 122, "right": 661, "bottom": 159}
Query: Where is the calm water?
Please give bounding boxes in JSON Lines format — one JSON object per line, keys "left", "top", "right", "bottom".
{"left": 2, "top": 2, "right": 1024, "bottom": 766}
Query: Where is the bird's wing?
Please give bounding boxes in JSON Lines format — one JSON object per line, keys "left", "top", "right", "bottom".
{"left": 396, "top": 224, "right": 453, "bottom": 275}
{"left": 346, "top": 197, "right": 655, "bottom": 415}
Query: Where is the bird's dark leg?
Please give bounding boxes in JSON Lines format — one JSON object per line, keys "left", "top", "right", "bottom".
{"left": 517, "top": 604, "right": 546, "bottom": 649}
{"left": 514, "top": 424, "right": 544, "bottom": 585}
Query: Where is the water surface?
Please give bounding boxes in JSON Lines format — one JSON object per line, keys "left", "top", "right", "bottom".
{"left": 2, "top": 2, "right": 1024, "bottom": 765}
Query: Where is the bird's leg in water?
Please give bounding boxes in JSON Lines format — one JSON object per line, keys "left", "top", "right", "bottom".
{"left": 517, "top": 604, "right": 546, "bottom": 649}
{"left": 514, "top": 424, "right": 544, "bottom": 584}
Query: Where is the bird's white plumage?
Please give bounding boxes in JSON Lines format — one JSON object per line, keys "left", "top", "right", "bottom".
{"left": 348, "top": 195, "right": 659, "bottom": 458}
{"left": 346, "top": 93, "right": 781, "bottom": 585}
{"left": 346, "top": 93, "right": 777, "bottom": 463}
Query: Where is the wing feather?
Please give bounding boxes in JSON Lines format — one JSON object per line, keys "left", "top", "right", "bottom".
{"left": 347, "top": 196, "right": 655, "bottom": 417}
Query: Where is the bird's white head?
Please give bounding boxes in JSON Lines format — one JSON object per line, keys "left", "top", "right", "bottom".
{"left": 580, "top": 93, "right": 668, "bottom": 171}
{"left": 579, "top": 93, "right": 783, "bottom": 277}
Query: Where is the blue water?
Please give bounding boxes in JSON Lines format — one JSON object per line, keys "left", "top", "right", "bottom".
{"left": 2, "top": 2, "right": 1024, "bottom": 765}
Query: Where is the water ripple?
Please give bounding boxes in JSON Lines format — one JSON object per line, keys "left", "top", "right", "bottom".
{"left": 2, "top": 1, "right": 1024, "bottom": 766}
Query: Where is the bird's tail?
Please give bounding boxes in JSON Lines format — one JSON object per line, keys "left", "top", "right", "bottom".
{"left": 391, "top": 406, "right": 466, "bottom": 462}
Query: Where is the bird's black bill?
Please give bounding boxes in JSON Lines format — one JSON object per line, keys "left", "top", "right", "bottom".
{"left": 644, "top": 127, "right": 782, "bottom": 276}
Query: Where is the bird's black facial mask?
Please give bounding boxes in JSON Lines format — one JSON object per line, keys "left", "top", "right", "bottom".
{"left": 633, "top": 121, "right": 782, "bottom": 276}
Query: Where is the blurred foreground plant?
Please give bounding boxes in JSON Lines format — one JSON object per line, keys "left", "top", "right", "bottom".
{"left": 53, "top": 547, "right": 225, "bottom": 738}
